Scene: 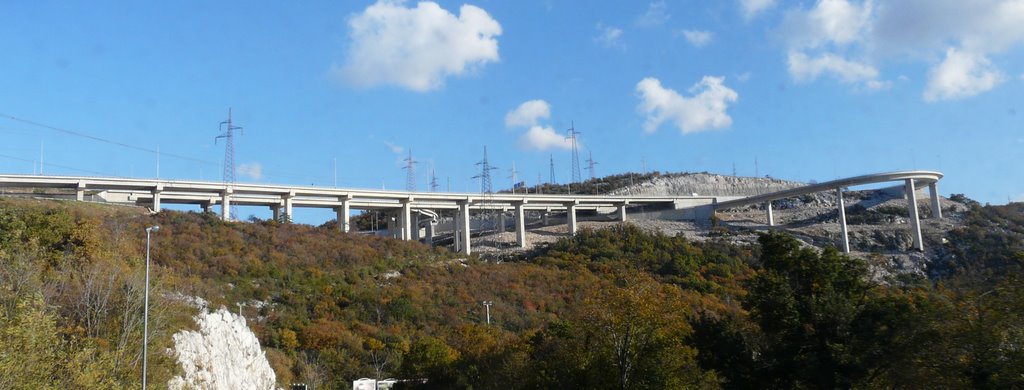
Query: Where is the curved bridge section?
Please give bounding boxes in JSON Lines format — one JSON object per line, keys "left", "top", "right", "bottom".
{"left": 713, "top": 170, "right": 944, "bottom": 252}
{"left": 0, "top": 171, "right": 944, "bottom": 254}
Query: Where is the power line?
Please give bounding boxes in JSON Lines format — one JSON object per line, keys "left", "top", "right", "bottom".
{"left": 0, "top": 113, "right": 216, "bottom": 165}
{"left": 0, "top": 152, "right": 109, "bottom": 176}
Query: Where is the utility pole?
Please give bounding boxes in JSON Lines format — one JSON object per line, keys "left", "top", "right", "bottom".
{"left": 482, "top": 301, "right": 493, "bottom": 325}
{"left": 403, "top": 150, "right": 418, "bottom": 191}
{"left": 216, "top": 108, "right": 243, "bottom": 184}
{"left": 732, "top": 163, "right": 737, "bottom": 177}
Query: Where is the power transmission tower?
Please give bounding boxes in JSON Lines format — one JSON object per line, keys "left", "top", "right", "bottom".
{"left": 216, "top": 108, "right": 243, "bottom": 183}
{"left": 472, "top": 146, "right": 498, "bottom": 194}
{"left": 509, "top": 161, "right": 519, "bottom": 194}
{"left": 567, "top": 122, "right": 582, "bottom": 184}
{"left": 537, "top": 173, "right": 543, "bottom": 194}
{"left": 586, "top": 150, "right": 598, "bottom": 180}
{"left": 430, "top": 167, "right": 439, "bottom": 192}
{"left": 548, "top": 155, "right": 556, "bottom": 184}
{"left": 732, "top": 163, "right": 737, "bottom": 177}
{"left": 402, "top": 150, "right": 418, "bottom": 191}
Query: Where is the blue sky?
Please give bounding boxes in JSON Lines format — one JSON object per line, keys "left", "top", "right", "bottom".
{"left": 1, "top": 0, "right": 1023, "bottom": 219}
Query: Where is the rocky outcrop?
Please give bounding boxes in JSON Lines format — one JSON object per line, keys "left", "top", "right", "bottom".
{"left": 168, "top": 308, "right": 278, "bottom": 390}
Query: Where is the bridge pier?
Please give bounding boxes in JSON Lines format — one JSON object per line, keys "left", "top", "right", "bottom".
{"left": 928, "top": 182, "right": 942, "bottom": 219}
{"left": 221, "top": 188, "right": 233, "bottom": 221}
{"left": 514, "top": 202, "right": 527, "bottom": 248}
{"left": 458, "top": 201, "right": 471, "bottom": 255}
{"left": 905, "top": 179, "right": 924, "bottom": 251}
{"left": 152, "top": 186, "right": 162, "bottom": 213}
{"left": 542, "top": 210, "right": 550, "bottom": 226}
{"left": 497, "top": 212, "right": 506, "bottom": 233}
{"left": 837, "top": 188, "right": 850, "bottom": 253}
{"left": 76, "top": 181, "right": 86, "bottom": 201}
{"left": 425, "top": 220, "right": 435, "bottom": 246}
{"left": 765, "top": 201, "right": 774, "bottom": 227}
{"left": 271, "top": 204, "right": 282, "bottom": 222}
{"left": 617, "top": 202, "right": 628, "bottom": 222}
{"left": 400, "top": 199, "right": 413, "bottom": 241}
{"left": 337, "top": 196, "right": 351, "bottom": 232}
{"left": 566, "top": 201, "right": 578, "bottom": 236}
{"left": 283, "top": 191, "right": 295, "bottom": 223}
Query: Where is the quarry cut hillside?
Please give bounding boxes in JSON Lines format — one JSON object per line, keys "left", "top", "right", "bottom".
{"left": 609, "top": 172, "right": 805, "bottom": 197}
{"left": 481, "top": 172, "right": 972, "bottom": 280}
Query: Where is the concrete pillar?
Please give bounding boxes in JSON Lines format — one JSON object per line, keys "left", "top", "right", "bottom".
{"left": 400, "top": 200, "right": 412, "bottom": 241}
{"left": 221, "top": 188, "right": 233, "bottom": 221}
{"left": 928, "top": 182, "right": 942, "bottom": 219}
{"left": 566, "top": 202, "right": 578, "bottom": 236}
{"left": 514, "top": 202, "right": 527, "bottom": 248}
{"left": 425, "top": 222, "right": 435, "bottom": 246}
{"left": 384, "top": 215, "right": 395, "bottom": 239}
{"left": 283, "top": 191, "right": 295, "bottom": 223}
{"left": 765, "top": 201, "right": 774, "bottom": 227}
{"left": 542, "top": 210, "right": 550, "bottom": 225}
{"left": 617, "top": 203, "right": 628, "bottom": 222}
{"left": 837, "top": 188, "right": 850, "bottom": 253}
{"left": 152, "top": 189, "right": 162, "bottom": 213}
{"left": 413, "top": 214, "right": 421, "bottom": 240}
{"left": 459, "top": 201, "right": 471, "bottom": 255}
{"left": 905, "top": 179, "right": 924, "bottom": 251}
{"left": 497, "top": 212, "right": 507, "bottom": 233}
{"left": 271, "top": 204, "right": 282, "bottom": 222}
{"left": 202, "top": 200, "right": 213, "bottom": 214}
{"left": 76, "top": 181, "right": 86, "bottom": 201}
{"left": 338, "top": 196, "right": 351, "bottom": 232}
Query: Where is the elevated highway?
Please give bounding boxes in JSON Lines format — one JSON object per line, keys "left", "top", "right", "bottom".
{"left": 0, "top": 170, "right": 944, "bottom": 254}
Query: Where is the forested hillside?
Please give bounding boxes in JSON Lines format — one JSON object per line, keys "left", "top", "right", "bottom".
{"left": 0, "top": 197, "right": 1021, "bottom": 388}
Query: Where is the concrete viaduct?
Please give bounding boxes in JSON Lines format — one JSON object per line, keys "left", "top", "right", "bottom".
{"left": 0, "top": 170, "right": 943, "bottom": 254}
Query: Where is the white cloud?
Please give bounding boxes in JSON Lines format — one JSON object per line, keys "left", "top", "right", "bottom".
{"left": 636, "top": 1, "right": 670, "bottom": 27}
{"left": 237, "top": 163, "right": 263, "bottom": 180}
{"left": 781, "top": 0, "right": 873, "bottom": 49}
{"left": 923, "top": 48, "right": 1003, "bottom": 102}
{"left": 736, "top": 72, "right": 752, "bottom": 82}
{"left": 635, "top": 76, "right": 739, "bottom": 134}
{"left": 773, "top": 0, "right": 1024, "bottom": 100}
{"left": 384, "top": 141, "right": 404, "bottom": 154}
{"left": 680, "top": 30, "right": 714, "bottom": 48}
{"left": 505, "top": 100, "right": 551, "bottom": 128}
{"left": 519, "top": 125, "right": 573, "bottom": 151}
{"left": 740, "top": 0, "right": 776, "bottom": 19}
{"left": 338, "top": 1, "right": 501, "bottom": 92}
{"left": 787, "top": 51, "right": 878, "bottom": 84}
{"left": 595, "top": 24, "right": 624, "bottom": 49}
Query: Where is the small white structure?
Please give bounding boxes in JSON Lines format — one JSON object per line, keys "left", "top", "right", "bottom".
{"left": 353, "top": 378, "right": 398, "bottom": 390}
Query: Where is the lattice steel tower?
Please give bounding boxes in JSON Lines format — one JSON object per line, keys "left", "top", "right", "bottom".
{"left": 473, "top": 146, "right": 498, "bottom": 194}
{"left": 216, "top": 108, "right": 243, "bottom": 183}
{"left": 586, "top": 150, "right": 598, "bottom": 180}
{"left": 567, "top": 122, "right": 582, "bottom": 184}
{"left": 403, "top": 150, "right": 418, "bottom": 191}
{"left": 549, "top": 154, "right": 556, "bottom": 184}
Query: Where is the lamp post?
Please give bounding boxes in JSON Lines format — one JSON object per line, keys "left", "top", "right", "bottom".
{"left": 142, "top": 225, "right": 159, "bottom": 389}
{"left": 482, "top": 301, "right": 492, "bottom": 325}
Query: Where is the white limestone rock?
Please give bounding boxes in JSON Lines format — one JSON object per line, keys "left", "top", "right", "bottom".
{"left": 168, "top": 307, "right": 278, "bottom": 390}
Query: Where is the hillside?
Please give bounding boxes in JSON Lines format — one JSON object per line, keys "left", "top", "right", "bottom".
{"left": 0, "top": 196, "right": 1021, "bottom": 388}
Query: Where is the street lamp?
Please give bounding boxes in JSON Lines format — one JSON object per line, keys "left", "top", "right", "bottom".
{"left": 482, "top": 301, "right": 493, "bottom": 325}
{"left": 142, "top": 225, "right": 159, "bottom": 389}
